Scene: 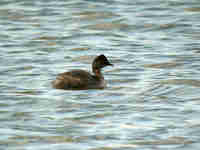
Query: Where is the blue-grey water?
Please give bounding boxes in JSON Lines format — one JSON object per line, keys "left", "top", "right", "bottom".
{"left": 1, "top": 0, "right": 200, "bottom": 149}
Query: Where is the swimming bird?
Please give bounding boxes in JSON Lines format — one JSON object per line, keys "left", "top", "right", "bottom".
{"left": 52, "top": 54, "right": 113, "bottom": 90}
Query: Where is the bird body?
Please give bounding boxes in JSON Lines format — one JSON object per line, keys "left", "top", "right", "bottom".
{"left": 52, "top": 55, "right": 112, "bottom": 90}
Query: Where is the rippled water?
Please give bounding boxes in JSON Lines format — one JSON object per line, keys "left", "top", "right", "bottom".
{"left": 1, "top": 0, "right": 200, "bottom": 149}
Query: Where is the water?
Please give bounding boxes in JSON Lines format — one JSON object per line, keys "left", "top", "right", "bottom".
{"left": 1, "top": 0, "right": 200, "bottom": 149}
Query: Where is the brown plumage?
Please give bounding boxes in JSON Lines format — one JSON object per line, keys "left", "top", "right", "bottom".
{"left": 52, "top": 55, "right": 113, "bottom": 90}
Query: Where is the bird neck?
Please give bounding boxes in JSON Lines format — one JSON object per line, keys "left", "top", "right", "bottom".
{"left": 93, "top": 68, "right": 103, "bottom": 79}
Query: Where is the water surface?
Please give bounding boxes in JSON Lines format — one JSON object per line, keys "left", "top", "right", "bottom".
{"left": 1, "top": 0, "right": 200, "bottom": 149}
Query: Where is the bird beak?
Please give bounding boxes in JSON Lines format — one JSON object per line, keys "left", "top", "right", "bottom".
{"left": 108, "top": 63, "right": 113, "bottom": 66}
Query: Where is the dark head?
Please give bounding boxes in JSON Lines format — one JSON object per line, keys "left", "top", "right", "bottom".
{"left": 92, "top": 55, "right": 113, "bottom": 73}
